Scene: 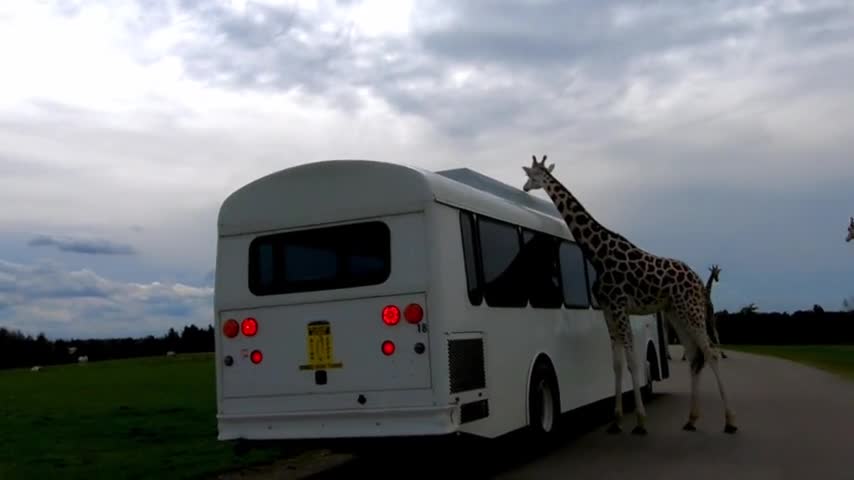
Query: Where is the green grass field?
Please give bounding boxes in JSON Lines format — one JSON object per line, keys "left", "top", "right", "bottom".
{"left": 725, "top": 344, "right": 854, "bottom": 380}
{"left": 0, "top": 353, "right": 299, "bottom": 480}
{"left": 3, "top": 346, "right": 851, "bottom": 479}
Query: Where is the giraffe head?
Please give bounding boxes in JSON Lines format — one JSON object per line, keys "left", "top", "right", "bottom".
{"left": 521, "top": 154, "right": 555, "bottom": 192}
{"left": 847, "top": 217, "right": 854, "bottom": 242}
{"left": 709, "top": 264, "right": 722, "bottom": 283}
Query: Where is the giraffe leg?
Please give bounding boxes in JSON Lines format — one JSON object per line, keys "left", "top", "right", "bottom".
{"left": 667, "top": 310, "right": 702, "bottom": 431}
{"left": 681, "top": 305, "right": 737, "bottom": 434}
{"left": 603, "top": 307, "right": 624, "bottom": 434}
{"left": 607, "top": 339, "right": 624, "bottom": 434}
{"left": 683, "top": 342, "right": 702, "bottom": 432}
{"left": 704, "top": 344, "right": 737, "bottom": 433}
{"left": 620, "top": 326, "right": 648, "bottom": 435}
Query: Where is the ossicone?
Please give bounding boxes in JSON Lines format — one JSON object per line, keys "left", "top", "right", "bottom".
{"left": 531, "top": 154, "right": 548, "bottom": 167}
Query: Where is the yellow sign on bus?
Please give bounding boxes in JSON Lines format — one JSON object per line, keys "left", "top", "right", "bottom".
{"left": 299, "top": 320, "right": 343, "bottom": 370}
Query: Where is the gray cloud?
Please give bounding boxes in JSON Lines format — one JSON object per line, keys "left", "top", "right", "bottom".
{"left": 35, "top": 0, "right": 854, "bottom": 143}
{"left": 0, "top": 259, "right": 213, "bottom": 339}
{"left": 28, "top": 234, "right": 136, "bottom": 255}
{"left": 415, "top": 0, "right": 747, "bottom": 69}
{"left": 112, "top": 0, "right": 852, "bottom": 141}
{"left": 3, "top": 0, "right": 854, "bottom": 339}
{"left": 163, "top": 0, "right": 371, "bottom": 112}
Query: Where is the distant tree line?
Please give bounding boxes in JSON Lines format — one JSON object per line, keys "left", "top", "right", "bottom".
{"left": 3, "top": 305, "right": 854, "bottom": 370}
{"left": 0, "top": 325, "right": 214, "bottom": 371}
{"left": 667, "top": 306, "right": 854, "bottom": 346}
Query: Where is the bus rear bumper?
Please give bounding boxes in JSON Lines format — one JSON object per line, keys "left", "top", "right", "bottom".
{"left": 217, "top": 404, "right": 459, "bottom": 441}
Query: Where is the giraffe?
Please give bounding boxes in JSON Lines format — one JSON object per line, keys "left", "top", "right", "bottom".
{"left": 682, "top": 264, "right": 726, "bottom": 360}
{"left": 521, "top": 155, "right": 737, "bottom": 435}
{"left": 846, "top": 217, "right": 853, "bottom": 242}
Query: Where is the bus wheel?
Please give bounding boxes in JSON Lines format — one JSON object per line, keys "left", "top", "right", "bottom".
{"left": 528, "top": 361, "right": 560, "bottom": 439}
{"left": 641, "top": 359, "right": 653, "bottom": 401}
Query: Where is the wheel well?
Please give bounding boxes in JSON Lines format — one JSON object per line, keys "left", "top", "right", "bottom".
{"left": 526, "top": 354, "right": 560, "bottom": 423}
{"left": 646, "top": 341, "right": 662, "bottom": 381}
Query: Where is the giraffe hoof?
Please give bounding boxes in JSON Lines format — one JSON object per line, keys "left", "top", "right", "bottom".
{"left": 724, "top": 424, "right": 738, "bottom": 434}
{"left": 606, "top": 423, "right": 622, "bottom": 434}
{"left": 682, "top": 422, "right": 697, "bottom": 432}
{"left": 631, "top": 425, "right": 648, "bottom": 435}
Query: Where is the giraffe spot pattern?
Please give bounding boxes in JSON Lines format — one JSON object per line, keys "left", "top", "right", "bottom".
{"left": 627, "top": 250, "right": 643, "bottom": 261}
{"left": 538, "top": 176, "right": 722, "bottom": 357}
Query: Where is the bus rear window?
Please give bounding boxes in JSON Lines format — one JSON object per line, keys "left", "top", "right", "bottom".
{"left": 248, "top": 221, "right": 391, "bottom": 295}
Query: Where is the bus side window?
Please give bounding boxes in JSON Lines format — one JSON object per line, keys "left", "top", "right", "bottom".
{"left": 558, "top": 241, "right": 590, "bottom": 309}
{"left": 476, "top": 216, "right": 527, "bottom": 308}
{"left": 521, "top": 229, "right": 562, "bottom": 309}
{"left": 459, "top": 211, "right": 483, "bottom": 306}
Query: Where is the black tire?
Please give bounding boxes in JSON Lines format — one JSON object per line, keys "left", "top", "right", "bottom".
{"left": 642, "top": 344, "right": 660, "bottom": 401}
{"left": 641, "top": 358, "right": 654, "bottom": 401}
{"left": 528, "top": 360, "right": 561, "bottom": 440}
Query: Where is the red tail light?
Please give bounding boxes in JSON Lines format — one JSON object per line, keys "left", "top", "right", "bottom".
{"left": 223, "top": 319, "right": 239, "bottom": 338}
{"left": 404, "top": 303, "right": 423, "bottom": 324}
{"left": 241, "top": 317, "right": 258, "bottom": 336}
{"left": 382, "top": 305, "right": 400, "bottom": 326}
{"left": 250, "top": 350, "right": 263, "bottom": 364}
{"left": 381, "top": 340, "right": 395, "bottom": 356}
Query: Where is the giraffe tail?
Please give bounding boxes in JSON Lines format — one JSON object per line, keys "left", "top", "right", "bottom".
{"left": 690, "top": 348, "right": 706, "bottom": 375}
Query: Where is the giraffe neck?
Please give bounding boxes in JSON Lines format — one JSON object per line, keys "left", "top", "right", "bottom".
{"left": 705, "top": 276, "right": 716, "bottom": 295}
{"left": 540, "top": 172, "right": 634, "bottom": 271}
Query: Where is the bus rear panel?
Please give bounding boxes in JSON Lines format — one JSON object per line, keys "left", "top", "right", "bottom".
{"left": 215, "top": 212, "right": 456, "bottom": 440}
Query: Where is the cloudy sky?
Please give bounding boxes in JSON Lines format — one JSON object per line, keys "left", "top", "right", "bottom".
{"left": 1, "top": 0, "right": 853, "bottom": 339}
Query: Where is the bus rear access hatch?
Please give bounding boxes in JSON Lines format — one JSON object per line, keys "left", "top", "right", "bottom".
{"left": 218, "top": 293, "right": 432, "bottom": 399}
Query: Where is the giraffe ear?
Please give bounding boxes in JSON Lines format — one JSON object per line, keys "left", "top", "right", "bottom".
{"left": 547, "top": 163, "right": 555, "bottom": 172}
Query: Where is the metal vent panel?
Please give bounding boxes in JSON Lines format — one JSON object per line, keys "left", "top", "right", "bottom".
{"left": 448, "top": 338, "right": 486, "bottom": 393}
{"left": 460, "top": 399, "right": 489, "bottom": 424}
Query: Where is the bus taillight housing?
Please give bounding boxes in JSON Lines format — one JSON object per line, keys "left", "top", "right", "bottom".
{"left": 404, "top": 303, "right": 423, "bottom": 324}
{"left": 382, "top": 305, "right": 401, "bottom": 326}
{"left": 250, "top": 350, "right": 263, "bottom": 364}
{"left": 241, "top": 317, "right": 258, "bottom": 336}
{"left": 223, "top": 319, "right": 239, "bottom": 338}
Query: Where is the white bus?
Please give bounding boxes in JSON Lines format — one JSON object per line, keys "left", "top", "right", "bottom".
{"left": 213, "top": 159, "right": 670, "bottom": 444}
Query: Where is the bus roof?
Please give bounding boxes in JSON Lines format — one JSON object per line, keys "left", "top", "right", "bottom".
{"left": 217, "top": 159, "right": 571, "bottom": 239}
{"left": 433, "top": 167, "right": 563, "bottom": 220}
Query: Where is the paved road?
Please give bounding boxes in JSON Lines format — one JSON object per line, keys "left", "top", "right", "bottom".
{"left": 494, "top": 346, "right": 854, "bottom": 480}
{"left": 245, "top": 346, "right": 854, "bottom": 480}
